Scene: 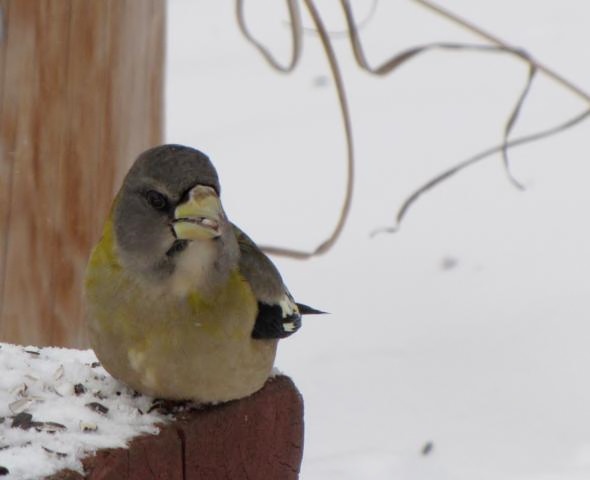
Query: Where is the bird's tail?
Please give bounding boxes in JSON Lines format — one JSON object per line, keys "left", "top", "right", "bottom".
{"left": 296, "top": 303, "right": 327, "bottom": 315}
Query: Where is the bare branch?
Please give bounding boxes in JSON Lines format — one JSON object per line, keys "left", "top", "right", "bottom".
{"left": 502, "top": 61, "right": 536, "bottom": 190}
{"left": 371, "top": 107, "right": 590, "bottom": 236}
{"left": 340, "top": 0, "right": 529, "bottom": 75}
{"left": 412, "top": 0, "right": 590, "bottom": 105}
{"left": 285, "top": 0, "right": 380, "bottom": 39}
{"left": 343, "top": 0, "right": 590, "bottom": 219}
{"left": 256, "top": 0, "right": 355, "bottom": 260}
{"left": 341, "top": 0, "right": 540, "bottom": 192}
{"left": 236, "top": 0, "right": 302, "bottom": 73}
{"left": 237, "top": 0, "right": 590, "bottom": 256}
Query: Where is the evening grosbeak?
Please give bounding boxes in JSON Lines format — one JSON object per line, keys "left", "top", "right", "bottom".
{"left": 85, "top": 145, "right": 321, "bottom": 403}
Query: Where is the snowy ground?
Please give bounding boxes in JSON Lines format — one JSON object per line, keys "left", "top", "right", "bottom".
{"left": 166, "top": 1, "right": 590, "bottom": 479}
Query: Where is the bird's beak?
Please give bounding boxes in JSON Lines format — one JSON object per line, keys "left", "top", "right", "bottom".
{"left": 172, "top": 185, "right": 223, "bottom": 240}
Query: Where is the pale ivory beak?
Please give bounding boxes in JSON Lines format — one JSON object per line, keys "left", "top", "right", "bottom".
{"left": 172, "top": 185, "right": 223, "bottom": 240}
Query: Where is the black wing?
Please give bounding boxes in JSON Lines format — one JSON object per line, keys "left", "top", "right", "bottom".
{"left": 233, "top": 225, "right": 323, "bottom": 340}
{"left": 251, "top": 302, "right": 302, "bottom": 339}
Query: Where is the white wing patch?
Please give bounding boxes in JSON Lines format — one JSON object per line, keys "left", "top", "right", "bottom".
{"left": 278, "top": 293, "right": 298, "bottom": 318}
{"left": 283, "top": 322, "right": 297, "bottom": 333}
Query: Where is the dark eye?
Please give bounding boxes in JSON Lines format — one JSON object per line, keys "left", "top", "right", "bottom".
{"left": 146, "top": 190, "right": 168, "bottom": 211}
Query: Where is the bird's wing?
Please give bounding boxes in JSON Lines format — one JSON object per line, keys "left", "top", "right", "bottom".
{"left": 233, "top": 224, "right": 305, "bottom": 339}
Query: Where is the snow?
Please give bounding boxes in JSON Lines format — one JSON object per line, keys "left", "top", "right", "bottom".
{"left": 166, "top": 1, "right": 590, "bottom": 479}
{"left": 0, "top": 343, "right": 165, "bottom": 479}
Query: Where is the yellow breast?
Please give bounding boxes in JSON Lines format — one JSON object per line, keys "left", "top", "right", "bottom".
{"left": 85, "top": 217, "right": 277, "bottom": 402}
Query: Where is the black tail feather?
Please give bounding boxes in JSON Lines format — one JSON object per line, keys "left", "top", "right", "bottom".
{"left": 296, "top": 303, "right": 327, "bottom": 315}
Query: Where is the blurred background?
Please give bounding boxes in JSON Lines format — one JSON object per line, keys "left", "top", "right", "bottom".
{"left": 166, "top": 2, "right": 590, "bottom": 479}
{"left": 2, "top": 1, "right": 590, "bottom": 478}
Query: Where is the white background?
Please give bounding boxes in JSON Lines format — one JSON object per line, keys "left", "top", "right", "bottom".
{"left": 166, "top": 2, "right": 590, "bottom": 478}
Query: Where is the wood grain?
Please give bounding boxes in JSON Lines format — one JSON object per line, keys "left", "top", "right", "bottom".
{"left": 0, "top": 0, "right": 164, "bottom": 347}
{"left": 0, "top": 0, "right": 11, "bottom": 333}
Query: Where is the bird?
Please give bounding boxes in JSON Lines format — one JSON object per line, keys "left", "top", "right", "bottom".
{"left": 84, "top": 144, "right": 322, "bottom": 403}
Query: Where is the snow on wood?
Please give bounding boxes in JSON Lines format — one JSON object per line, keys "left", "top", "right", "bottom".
{"left": 0, "top": 343, "right": 165, "bottom": 479}
{"left": 0, "top": 343, "right": 304, "bottom": 479}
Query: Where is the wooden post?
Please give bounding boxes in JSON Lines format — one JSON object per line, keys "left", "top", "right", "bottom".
{"left": 48, "top": 376, "right": 305, "bottom": 480}
{"left": 0, "top": 0, "right": 165, "bottom": 347}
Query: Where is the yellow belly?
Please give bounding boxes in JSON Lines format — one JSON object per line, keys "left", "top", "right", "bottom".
{"left": 85, "top": 222, "right": 277, "bottom": 402}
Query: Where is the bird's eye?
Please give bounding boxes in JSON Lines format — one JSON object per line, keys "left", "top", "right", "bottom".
{"left": 146, "top": 190, "right": 168, "bottom": 211}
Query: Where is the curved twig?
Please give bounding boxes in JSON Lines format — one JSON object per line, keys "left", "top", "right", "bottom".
{"left": 412, "top": 0, "right": 590, "bottom": 105}
{"left": 341, "top": 0, "right": 538, "bottom": 191}
{"left": 259, "top": 0, "right": 355, "bottom": 259}
{"left": 341, "top": 0, "right": 527, "bottom": 75}
{"left": 288, "top": 0, "right": 379, "bottom": 39}
{"left": 236, "top": 0, "right": 302, "bottom": 73}
{"left": 238, "top": 0, "right": 590, "bottom": 255}
{"left": 501, "top": 61, "right": 536, "bottom": 190}
{"left": 371, "top": 107, "right": 590, "bottom": 236}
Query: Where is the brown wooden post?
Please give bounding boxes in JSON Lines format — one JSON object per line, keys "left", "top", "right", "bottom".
{"left": 0, "top": 0, "right": 165, "bottom": 347}
{"left": 47, "top": 376, "right": 305, "bottom": 480}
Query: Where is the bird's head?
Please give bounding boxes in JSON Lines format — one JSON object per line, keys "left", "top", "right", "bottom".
{"left": 112, "top": 144, "right": 238, "bottom": 282}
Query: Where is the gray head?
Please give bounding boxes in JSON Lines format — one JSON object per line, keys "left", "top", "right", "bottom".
{"left": 113, "top": 144, "right": 238, "bottom": 284}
